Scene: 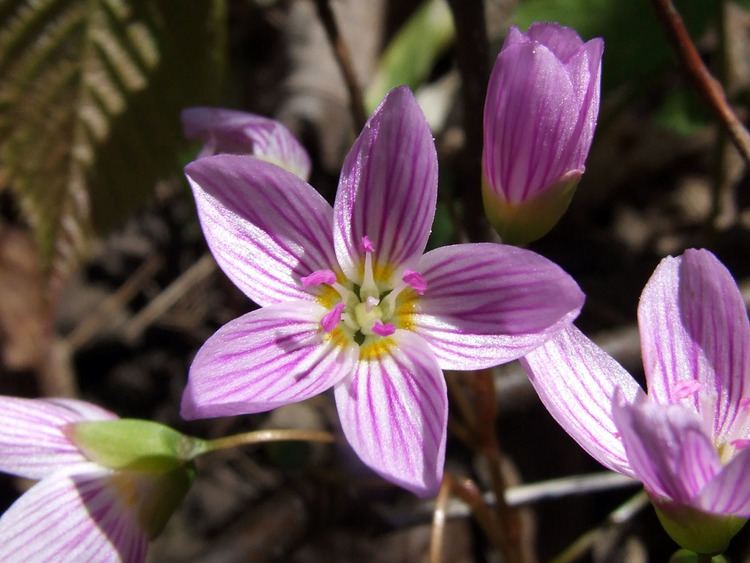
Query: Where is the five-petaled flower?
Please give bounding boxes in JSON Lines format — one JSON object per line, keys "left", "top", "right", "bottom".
{"left": 522, "top": 249, "right": 750, "bottom": 554}
{"left": 482, "top": 23, "right": 603, "bottom": 245}
{"left": 182, "top": 86, "right": 584, "bottom": 496}
{"left": 0, "top": 396, "right": 194, "bottom": 562}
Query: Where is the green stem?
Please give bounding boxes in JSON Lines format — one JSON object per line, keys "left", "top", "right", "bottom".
{"left": 188, "top": 429, "right": 335, "bottom": 459}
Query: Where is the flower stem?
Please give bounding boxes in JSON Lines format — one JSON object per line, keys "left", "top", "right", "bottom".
{"left": 191, "top": 429, "right": 335, "bottom": 458}
{"left": 312, "top": 0, "right": 367, "bottom": 131}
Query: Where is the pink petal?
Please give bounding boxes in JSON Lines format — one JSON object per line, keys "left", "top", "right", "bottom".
{"left": 181, "top": 107, "right": 311, "bottom": 180}
{"left": 526, "top": 23, "right": 586, "bottom": 62}
{"left": 185, "top": 155, "right": 338, "bottom": 306}
{"left": 0, "top": 397, "right": 116, "bottom": 480}
{"left": 613, "top": 395, "right": 721, "bottom": 504}
{"left": 333, "top": 86, "right": 437, "bottom": 284}
{"left": 412, "top": 243, "right": 584, "bottom": 370}
{"left": 696, "top": 447, "right": 750, "bottom": 516}
{"left": 520, "top": 325, "right": 641, "bottom": 477}
{"left": 0, "top": 464, "right": 148, "bottom": 563}
{"left": 638, "top": 249, "right": 750, "bottom": 442}
{"left": 483, "top": 35, "right": 598, "bottom": 203}
{"left": 182, "top": 300, "right": 358, "bottom": 419}
{"left": 334, "top": 331, "right": 447, "bottom": 497}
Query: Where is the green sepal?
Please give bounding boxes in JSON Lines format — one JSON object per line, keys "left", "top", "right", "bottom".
{"left": 668, "top": 548, "right": 727, "bottom": 563}
{"left": 653, "top": 497, "right": 746, "bottom": 555}
{"left": 136, "top": 465, "right": 196, "bottom": 539}
{"left": 481, "top": 171, "right": 580, "bottom": 246}
{"left": 68, "top": 419, "right": 207, "bottom": 472}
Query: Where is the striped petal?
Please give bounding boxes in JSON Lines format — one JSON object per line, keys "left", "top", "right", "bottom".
{"left": 182, "top": 300, "right": 358, "bottom": 419}
{"left": 613, "top": 395, "right": 721, "bottom": 504}
{"left": 483, "top": 37, "right": 580, "bottom": 203}
{"left": 334, "top": 331, "right": 447, "bottom": 497}
{"left": 521, "top": 325, "right": 641, "bottom": 477}
{"left": 185, "top": 155, "right": 337, "bottom": 306}
{"left": 333, "top": 86, "right": 437, "bottom": 284}
{"left": 181, "top": 107, "right": 311, "bottom": 180}
{"left": 0, "top": 464, "right": 148, "bottom": 563}
{"left": 638, "top": 249, "right": 750, "bottom": 442}
{"left": 413, "top": 244, "right": 584, "bottom": 370}
{"left": 0, "top": 397, "right": 116, "bottom": 480}
{"left": 696, "top": 447, "right": 750, "bottom": 516}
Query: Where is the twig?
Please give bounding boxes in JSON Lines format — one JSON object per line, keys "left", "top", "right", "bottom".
{"left": 378, "top": 471, "right": 640, "bottom": 527}
{"left": 122, "top": 253, "right": 216, "bottom": 342}
{"left": 550, "top": 491, "right": 649, "bottom": 563}
{"left": 64, "top": 255, "right": 162, "bottom": 350}
{"left": 429, "top": 474, "right": 453, "bottom": 563}
{"left": 312, "top": 0, "right": 367, "bottom": 130}
{"left": 445, "top": 0, "right": 493, "bottom": 242}
{"left": 504, "top": 472, "right": 638, "bottom": 507}
{"left": 651, "top": 0, "right": 750, "bottom": 165}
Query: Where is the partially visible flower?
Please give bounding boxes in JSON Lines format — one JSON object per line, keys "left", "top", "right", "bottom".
{"left": 181, "top": 86, "right": 585, "bottom": 496}
{"left": 0, "top": 396, "right": 196, "bottom": 562}
{"left": 482, "top": 23, "right": 603, "bottom": 245}
{"left": 181, "top": 107, "right": 311, "bottom": 180}
{"left": 522, "top": 249, "right": 750, "bottom": 554}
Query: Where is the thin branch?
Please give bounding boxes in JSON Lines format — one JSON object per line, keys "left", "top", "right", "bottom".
{"left": 651, "top": 0, "right": 750, "bottom": 165}
{"left": 65, "top": 254, "right": 162, "bottom": 350}
{"left": 312, "top": 0, "right": 367, "bottom": 131}
{"left": 122, "top": 253, "right": 215, "bottom": 342}
{"left": 445, "top": 0, "right": 493, "bottom": 241}
{"left": 550, "top": 491, "right": 649, "bottom": 563}
{"left": 381, "top": 471, "right": 639, "bottom": 526}
{"left": 429, "top": 474, "right": 453, "bottom": 563}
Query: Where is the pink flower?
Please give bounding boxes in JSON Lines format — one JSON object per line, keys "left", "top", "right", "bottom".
{"left": 182, "top": 86, "right": 584, "bottom": 496}
{"left": 0, "top": 397, "right": 195, "bottom": 562}
{"left": 482, "top": 23, "right": 603, "bottom": 244}
{"left": 0, "top": 397, "right": 147, "bottom": 561}
{"left": 522, "top": 249, "right": 750, "bottom": 553}
{"left": 181, "top": 107, "right": 311, "bottom": 180}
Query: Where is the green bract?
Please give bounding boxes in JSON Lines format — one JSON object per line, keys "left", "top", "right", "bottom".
{"left": 68, "top": 419, "right": 207, "bottom": 472}
{"left": 481, "top": 172, "right": 580, "bottom": 246}
{"left": 654, "top": 498, "right": 747, "bottom": 556}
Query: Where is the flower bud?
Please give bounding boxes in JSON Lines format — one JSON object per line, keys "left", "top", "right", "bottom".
{"left": 482, "top": 23, "right": 603, "bottom": 244}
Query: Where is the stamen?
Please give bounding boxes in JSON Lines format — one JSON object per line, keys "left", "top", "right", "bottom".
{"left": 365, "top": 296, "right": 379, "bottom": 311}
{"left": 673, "top": 379, "right": 702, "bottom": 400}
{"left": 731, "top": 438, "right": 750, "bottom": 450}
{"left": 372, "top": 321, "right": 395, "bottom": 337}
{"left": 402, "top": 269, "right": 427, "bottom": 295}
{"left": 360, "top": 237, "right": 378, "bottom": 300}
{"left": 321, "top": 303, "right": 345, "bottom": 332}
{"left": 301, "top": 269, "right": 337, "bottom": 287}
{"left": 741, "top": 398, "right": 750, "bottom": 410}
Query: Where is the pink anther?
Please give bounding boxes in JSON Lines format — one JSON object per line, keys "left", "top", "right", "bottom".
{"left": 301, "top": 269, "right": 337, "bottom": 288}
{"left": 321, "top": 303, "right": 345, "bottom": 332}
{"left": 741, "top": 398, "right": 750, "bottom": 410}
{"left": 403, "top": 269, "right": 427, "bottom": 295}
{"left": 731, "top": 439, "right": 750, "bottom": 450}
{"left": 361, "top": 235, "right": 374, "bottom": 253}
{"left": 673, "top": 379, "right": 702, "bottom": 400}
{"left": 372, "top": 321, "right": 396, "bottom": 337}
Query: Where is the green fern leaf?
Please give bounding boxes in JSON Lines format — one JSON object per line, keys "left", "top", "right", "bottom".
{"left": 0, "top": 0, "right": 226, "bottom": 294}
